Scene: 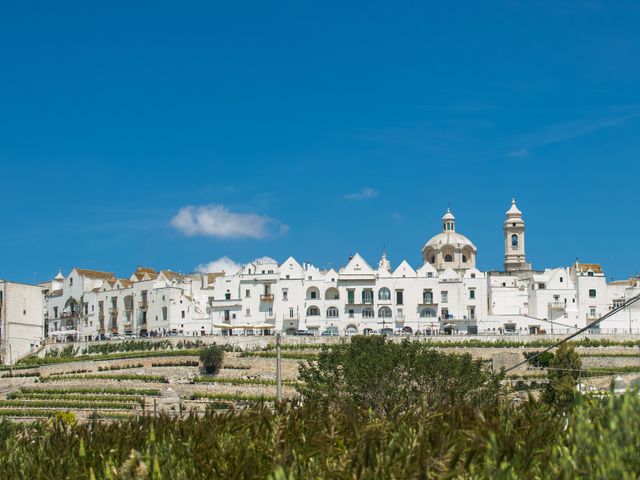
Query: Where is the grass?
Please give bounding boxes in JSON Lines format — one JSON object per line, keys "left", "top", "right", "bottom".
{"left": 192, "top": 376, "right": 297, "bottom": 386}
{"left": 190, "top": 392, "right": 277, "bottom": 402}
{"left": 98, "top": 364, "right": 144, "bottom": 371}
{"left": 18, "top": 386, "right": 161, "bottom": 396}
{"left": 0, "top": 409, "right": 132, "bottom": 419}
{"left": 241, "top": 351, "right": 318, "bottom": 360}
{"left": 0, "top": 371, "right": 41, "bottom": 378}
{"left": 7, "top": 392, "right": 146, "bottom": 405}
{"left": 18, "top": 349, "right": 202, "bottom": 367}
{"left": 40, "top": 373, "right": 169, "bottom": 383}
{"left": 151, "top": 360, "right": 199, "bottom": 367}
{"left": 0, "top": 399, "right": 138, "bottom": 410}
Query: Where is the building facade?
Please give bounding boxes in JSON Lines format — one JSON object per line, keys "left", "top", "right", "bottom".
{"left": 35, "top": 199, "right": 640, "bottom": 340}
{"left": 0, "top": 281, "right": 45, "bottom": 364}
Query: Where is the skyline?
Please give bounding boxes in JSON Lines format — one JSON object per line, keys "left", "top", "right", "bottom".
{"left": 2, "top": 1, "right": 640, "bottom": 282}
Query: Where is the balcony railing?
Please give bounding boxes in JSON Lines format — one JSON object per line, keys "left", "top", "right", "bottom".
{"left": 138, "top": 300, "right": 148, "bottom": 309}
{"left": 346, "top": 299, "right": 374, "bottom": 306}
{"left": 283, "top": 314, "right": 300, "bottom": 321}
{"left": 260, "top": 294, "right": 275, "bottom": 302}
{"left": 549, "top": 302, "right": 565, "bottom": 310}
{"left": 419, "top": 299, "right": 436, "bottom": 306}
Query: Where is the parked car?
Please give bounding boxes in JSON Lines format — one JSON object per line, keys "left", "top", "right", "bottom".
{"left": 294, "top": 329, "right": 314, "bottom": 336}
{"left": 321, "top": 329, "right": 339, "bottom": 337}
{"left": 380, "top": 328, "right": 394, "bottom": 336}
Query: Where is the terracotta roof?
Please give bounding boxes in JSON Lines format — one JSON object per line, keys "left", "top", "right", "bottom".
{"left": 132, "top": 267, "right": 159, "bottom": 281}
{"left": 119, "top": 279, "right": 134, "bottom": 288}
{"left": 48, "top": 289, "right": 63, "bottom": 297}
{"left": 160, "top": 270, "right": 183, "bottom": 281}
{"left": 76, "top": 268, "right": 115, "bottom": 280}
{"left": 610, "top": 278, "right": 639, "bottom": 287}
{"left": 576, "top": 263, "right": 603, "bottom": 274}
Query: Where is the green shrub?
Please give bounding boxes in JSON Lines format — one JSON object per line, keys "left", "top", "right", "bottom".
{"left": 297, "top": 336, "right": 503, "bottom": 417}
{"left": 199, "top": 346, "right": 224, "bottom": 374}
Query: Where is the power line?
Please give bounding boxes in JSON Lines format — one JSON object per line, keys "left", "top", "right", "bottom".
{"left": 504, "top": 292, "right": 640, "bottom": 374}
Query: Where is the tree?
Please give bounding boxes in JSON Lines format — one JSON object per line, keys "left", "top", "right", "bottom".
{"left": 297, "top": 335, "right": 503, "bottom": 417}
{"left": 200, "top": 345, "right": 224, "bottom": 374}
{"left": 541, "top": 343, "right": 581, "bottom": 408}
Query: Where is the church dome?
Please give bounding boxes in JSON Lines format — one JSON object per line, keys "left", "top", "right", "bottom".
{"left": 424, "top": 231, "right": 477, "bottom": 251}
{"left": 422, "top": 208, "right": 477, "bottom": 270}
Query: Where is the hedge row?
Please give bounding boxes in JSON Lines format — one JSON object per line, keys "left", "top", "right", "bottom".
{"left": 18, "top": 387, "right": 161, "bottom": 396}
{"left": 40, "top": 374, "right": 168, "bottom": 384}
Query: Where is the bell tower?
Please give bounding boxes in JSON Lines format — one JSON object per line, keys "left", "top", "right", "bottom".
{"left": 504, "top": 198, "right": 530, "bottom": 272}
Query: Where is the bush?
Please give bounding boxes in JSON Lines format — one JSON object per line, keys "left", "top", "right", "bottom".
{"left": 199, "top": 346, "right": 224, "bottom": 374}
{"left": 297, "top": 336, "right": 503, "bottom": 417}
{"left": 542, "top": 343, "right": 582, "bottom": 408}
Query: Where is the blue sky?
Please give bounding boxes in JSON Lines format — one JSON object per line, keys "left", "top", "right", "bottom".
{"left": 2, "top": 0, "right": 640, "bottom": 283}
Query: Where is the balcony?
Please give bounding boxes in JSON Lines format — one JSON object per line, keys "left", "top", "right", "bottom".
{"left": 549, "top": 302, "right": 565, "bottom": 310}
{"left": 138, "top": 300, "right": 148, "bottom": 309}
{"left": 418, "top": 299, "right": 437, "bottom": 306}
{"left": 260, "top": 294, "right": 275, "bottom": 302}
{"left": 346, "top": 299, "right": 374, "bottom": 306}
{"left": 586, "top": 314, "right": 600, "bottom": 321}
{"left": 109, "top": 308, "right": 118, "bottom": 316}
{"left": 282, "top": 314, "right": 300, "bottom": 321}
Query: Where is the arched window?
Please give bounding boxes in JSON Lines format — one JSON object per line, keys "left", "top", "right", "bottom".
{"left": 420, "top": 308, "right": 436, "bottom": 318}
{"left": 462, "top": 254, "right": 467, "bottom": 263}
{"left": 306, "top": 306, "right": 320, "bottom": 316}
{"left": 306, "top": 287, "right": 319, "bottom": 300}
{"left": 326, "top": 307, "right": 339, "bottom": 318}
{"left": 363, "top": 308, "right": 374, "bottom": 318}
{"left": 430, "top": 256, "right": 435, "bottom": 264}
{"left": 378, "top": 287, "right": 391, "bottom": 300}
{"left": 378, "top": 306, "right": 392, "bottom": 318}
{"left": 444, "top": 254, "right": 453, "bottom": 262}
{"left": 324, "top": 288, "right": 339, "bottom": 300}
{"left": 161, "top": 307, "right": 168, "bottom": 321}
{"left": 511, "top": 234, "right": 518, "bottom": 247}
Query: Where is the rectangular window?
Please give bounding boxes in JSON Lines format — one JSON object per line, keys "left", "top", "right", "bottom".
{"left": 348, "top": 309, "right": 354, "bottom": 318}
{"left": 469, "top": 289, "right": 475, "bottom": 300}
{"left": 423, "top": 290, "right": 433, "bottom": 304}
{"left": 362, "top": 290, "right": 373, "bottom": 304}
{"left": 245, "top": 308, "right": 250, "bottom": 316}
{"left": 181, "top": 310, "right": 185, "bottom": 319}
{"left": 442, "top": 291, "right": 448, "bottom": 303}
{"left": 245, "top": 289, "right": 250, "bottom": 298}
{"left": 225, "top": 293, "right": 231, "bottom": 300}
{"left": 289, "top": 307, "right": 294, "bottom": 318}
{"left": 283, "top": 290, "right": 288, "bottom": 301}
{"left": 347, "top": 290, "right": 355, "bottom": 304}
{"left": 397, "top": 308, "right": 404, "bottom": 319}
{"left": 396, "top": 290, "right": 403, "bottom": 305}
{"left": 589, "top": 289, "right": 597, "bottom": 298}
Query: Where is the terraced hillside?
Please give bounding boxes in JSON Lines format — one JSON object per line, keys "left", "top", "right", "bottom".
{"left": 1, "top": 337, "right": 639, "bottom": 420}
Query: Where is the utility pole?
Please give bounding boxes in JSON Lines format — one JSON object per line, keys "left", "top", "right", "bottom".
{"left": 275, "top": 332, "right": 282, "bottom": 403}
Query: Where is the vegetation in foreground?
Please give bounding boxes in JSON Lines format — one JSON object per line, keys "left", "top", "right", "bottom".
{"left": 1, "top": 336, "right": 639, "bottom": 479}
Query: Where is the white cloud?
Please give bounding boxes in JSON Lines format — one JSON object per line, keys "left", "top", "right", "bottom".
{"left": 196, "top": 256, "right": 242, "bottom": 274}
{"left": 252, "top": 256, "right": 277, "bottom": 264}
{"left": 344, "top": 188, "right": 379, "bottom": 201}
{"left": 171, "top": 204, "right": 288, "bottom": 239}
{"left": 196, "top": 256, "right": 278, "bottom": 275}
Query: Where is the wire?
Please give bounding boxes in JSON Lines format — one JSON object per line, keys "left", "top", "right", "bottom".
{"left": 503, "top": 292, "right": 640, "bottom": 374}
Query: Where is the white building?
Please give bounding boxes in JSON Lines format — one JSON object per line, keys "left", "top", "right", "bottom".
{"left": 38, "top": 199, "right": 640, "bottom": 339}
{"left": 0, "top": 280, "right": 45, "bottom": 364}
